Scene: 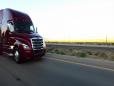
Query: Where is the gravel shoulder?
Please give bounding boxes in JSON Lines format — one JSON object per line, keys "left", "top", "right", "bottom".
{"left": 46, "top": 53, "right": 114, "bottom": 71}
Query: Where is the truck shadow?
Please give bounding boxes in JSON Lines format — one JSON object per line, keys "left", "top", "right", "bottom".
{"left": 1, "top": 54, "right": 46, "bottom": 65}
{"left": 22, "top": 56, "right": 45, "bottom": 64}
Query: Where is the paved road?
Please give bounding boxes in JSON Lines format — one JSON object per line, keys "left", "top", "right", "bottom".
{"left": 0, "top": 54, "right": 114, "bottom": 86}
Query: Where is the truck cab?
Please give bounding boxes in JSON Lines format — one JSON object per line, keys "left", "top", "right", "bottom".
{"left": 0, "top": 8, "right": 46, "bottom": 63}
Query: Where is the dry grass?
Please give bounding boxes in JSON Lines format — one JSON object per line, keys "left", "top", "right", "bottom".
{"left": 47, "top": 46, "right": 114, "bottom": 61}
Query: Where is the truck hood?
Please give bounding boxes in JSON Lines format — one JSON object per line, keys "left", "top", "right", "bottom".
{"left": 14, "top": 32, "right": 43, "bottom": 42}
{"left": 26, "top": 33, "right": 42, "bottom": 38}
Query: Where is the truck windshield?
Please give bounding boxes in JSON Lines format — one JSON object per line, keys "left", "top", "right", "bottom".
{"left": 15, "top": 22, "right": 35, "bottom": 33}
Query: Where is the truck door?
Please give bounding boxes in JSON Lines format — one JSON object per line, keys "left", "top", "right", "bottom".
{"left": 5, "top": 21, "right": 14, "bottom": 53}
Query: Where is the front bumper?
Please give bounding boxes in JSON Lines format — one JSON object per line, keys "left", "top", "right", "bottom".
{"left": 33, "top": 48, "right": 46, "bottom": 56}
{"left": 21, "top": 48, "right": 46, "bottom": 60}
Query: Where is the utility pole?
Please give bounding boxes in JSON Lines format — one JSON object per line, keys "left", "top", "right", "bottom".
{"left": 106, "top": 35, "right": 107, "bottom": 45}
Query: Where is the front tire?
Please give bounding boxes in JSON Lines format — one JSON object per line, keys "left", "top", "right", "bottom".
{"left": 13, "top": 48, "right": 22, "bottom": 63}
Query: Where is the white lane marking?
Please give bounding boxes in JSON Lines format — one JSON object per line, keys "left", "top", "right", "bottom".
{"left": 47, "top": 57, "right": 114, "bottom": 72}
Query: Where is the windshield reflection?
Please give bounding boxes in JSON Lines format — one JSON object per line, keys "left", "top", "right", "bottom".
{"left": 15, "top": 22, "right": 35, "bottom": 33}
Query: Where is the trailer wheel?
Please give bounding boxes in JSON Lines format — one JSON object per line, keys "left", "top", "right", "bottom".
{"left": 13, "top": 48, "right": 22, "bottom": 63}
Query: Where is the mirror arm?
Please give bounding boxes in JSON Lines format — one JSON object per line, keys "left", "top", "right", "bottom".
{"left": 36, "top": 27, "right": 38, "bottom": 33}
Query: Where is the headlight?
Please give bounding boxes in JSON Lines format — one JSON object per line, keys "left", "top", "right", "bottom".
{"left": 22, "top": 44, "right": 30, "bottom": 49}
{"left": 43, "top": 39, "right": 46, "bottom": 48}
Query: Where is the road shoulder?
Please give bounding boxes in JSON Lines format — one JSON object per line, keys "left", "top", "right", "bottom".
{"left": 46, "top": 53, "right": 114, "bottom": 71}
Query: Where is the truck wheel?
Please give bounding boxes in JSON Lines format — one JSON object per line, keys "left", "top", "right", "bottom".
{"left": 0, "top": 50, "right": 2, "bottom": 55}
{"left": 0, "top": 44, "right": 3, "bottom": 55}
{"left": 0, "top": 51, "right": 2, "bottom": 55}
{"left": 13, "top": 48, "right": 22, "bottom": 63}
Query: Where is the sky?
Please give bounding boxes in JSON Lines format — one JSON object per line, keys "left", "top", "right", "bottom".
{"left": 0, "top": 0, "right": 114, "bottom": 41}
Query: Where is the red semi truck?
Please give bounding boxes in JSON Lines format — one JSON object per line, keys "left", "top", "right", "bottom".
{"left": 0, "top": 8, "right": 46, "bottom": 63}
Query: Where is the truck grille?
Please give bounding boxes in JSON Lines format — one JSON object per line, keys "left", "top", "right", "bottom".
{"left": 31, "top": 38, "right": 43, "bottom": 50}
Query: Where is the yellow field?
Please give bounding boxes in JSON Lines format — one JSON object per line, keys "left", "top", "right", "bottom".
{"left": 46, "top": 38, "right": 114, "bottom": 43}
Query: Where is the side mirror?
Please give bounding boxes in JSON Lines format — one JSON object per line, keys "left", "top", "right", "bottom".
{"left": 7, "top": 20, "right": 14, "bottom": 25}
{"left": 7, "top": 20, "right": 14, "bottom": 32}
{"left": 36, "top": 27, "right": 38, "bottom": 33}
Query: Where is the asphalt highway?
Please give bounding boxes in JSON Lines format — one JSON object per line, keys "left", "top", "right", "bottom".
{"left": 0, "top": 54, "right": 114, "bottom": 86}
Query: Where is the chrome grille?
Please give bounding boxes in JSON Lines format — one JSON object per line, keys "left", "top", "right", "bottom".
{"left": 31, "top": 38, "right": 43, "bottom": 50}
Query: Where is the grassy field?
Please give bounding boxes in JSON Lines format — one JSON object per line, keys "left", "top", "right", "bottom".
{"left": 47, "top": 43, "right": 114, "bottom": 61}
